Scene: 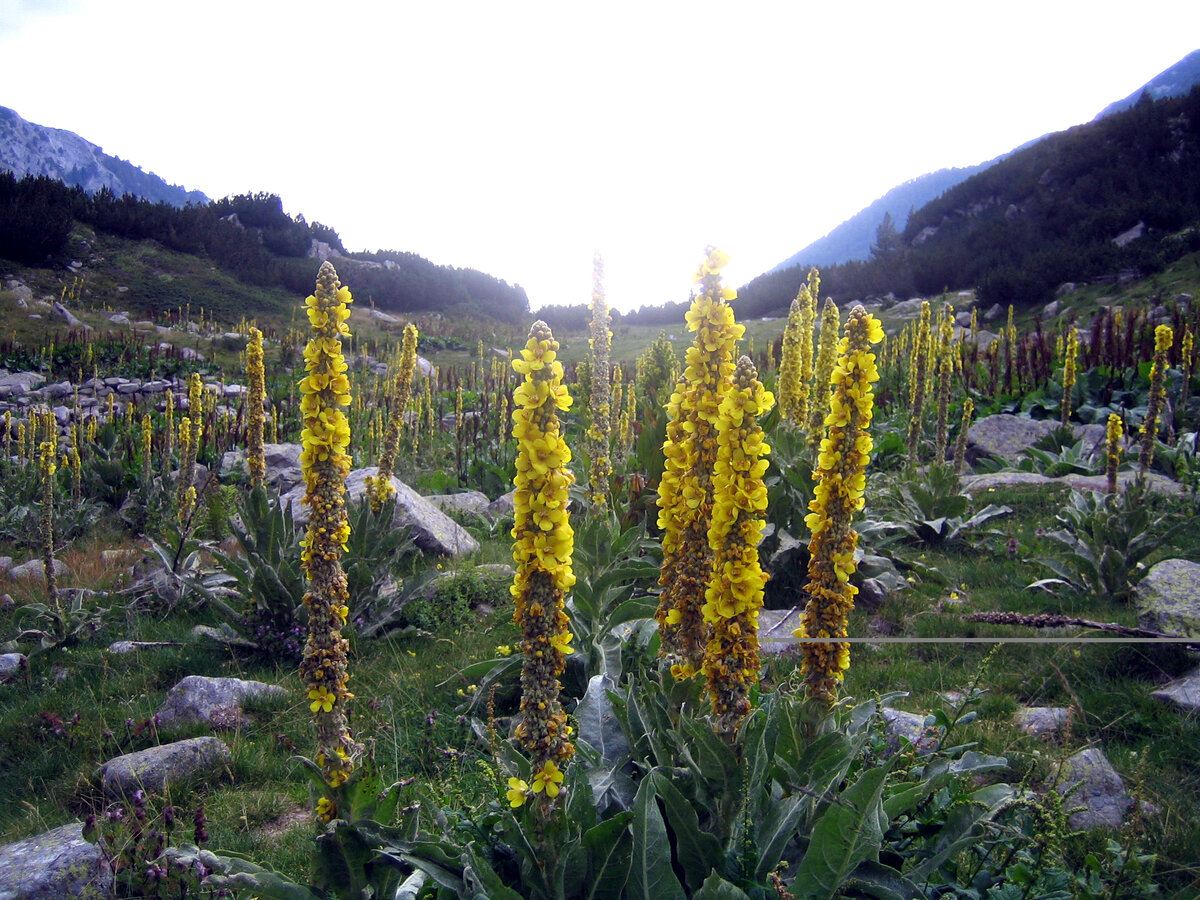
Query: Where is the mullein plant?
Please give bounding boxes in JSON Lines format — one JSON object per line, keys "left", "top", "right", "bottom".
{"left": 585, "top": 252, "right": 613, "bottom": 509}
{"left": 953, "top": 398, "right": 974, "bottom": 475}
{"left": 905, "top": 301, "right": 931, "bottom": 464}
{"left": 508, "top": 320, "right": 576, "bottom": 798}
{"left": 808, "top": 297, "right": 841, "bottom": 452}
{"left": 796, "top": 305, "right": 884, "bottom": 703}
{"left": 366, "top": 323, "right": 419, "bottom": 511}
{"left": 1106, "top": 413, "right": 1124, "bottom": 495}
{"left": 297, "top": 261, "right": 360, "bottom": 802}
{"left": 1139, "top": 324, "right": 1173, "bottom": 480}
{"left": 703, "top": 355, "right": 773, "bottom": 736}
{"left": 933, "top": 313, "right": 955, "bottom": 462}
{"left": 776, "top": 273, "right": 817, "bottom": 425}
{"left": 1178, "top": 325, "right": 1193, "bottom": 428}
{"left": 40, "top": 439, "right": 59, "bottom": 607}
{"left": 246, "top": 327, "right": 267, "bottom": 491}
{"left": 1060, "top": 328, "right": 1079, "bottom": 427}
{"left": 656, "top": 248, "right": 744, "bottom": 677}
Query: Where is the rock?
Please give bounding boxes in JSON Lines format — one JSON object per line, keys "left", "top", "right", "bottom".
{"left": 1136, "top": 559, "right": 1200, "bottom": 637}
{"left": 220, "top": 442, "right": 303, "bottom": 493}
{"left": 189, "top": 624, "right": 258, "bottom": 650}
{"left": 885, "top": 297, "right": 928, "bottom": 318}
{"left": 954, "top": 311, "right": 972, "bottom": 328}
{"left": 882, "top": 708, "right": 940, "bottom": 756}
{"left": 0, "top": 822, "right": 111, "bottom": 899}
{"left": 1014, "top": 706, "right": 1072, "bottom": 738}
{"left": 105, "top": 641, "right": 181, "bottom": 655}
{"left": 427, "top": 491, "right": 491, "bottom": 518}
{"left": 7, "top": 558, "right": 71, "bottom": 580}
{"left": 967, "top": 415, "right": 1063, "bottom": 465}
{"left": 368, "top": 308, "right": 400, "bottom": 324}
{"left": 2, "top": 279, "right": 33, "bottom": 306}
{"left": 1057, "top": 748, "right": 1133, "bottom": 830}
{"left": 959, "top": 470, "right": 1182, "bottom": 496}
{"left": 40, "top": 381, "right": 73, "bottom": 399}
{"left": 1113, "top": 221, "right": 1145, "bottom": 247}
{"left": 52, "top": 302, "right": 87, "bottom": 329}
{"left": 155, "top": 675, "right": 287, "bottom": 732}
{"left": 1150, "top": 669, "right": 1200, "bottom": 711}
{"left": 1043, "top": 300, "right": 1060, "bottom": 318}
{"left": 0, "top": 372, "right": 46, "bottom": 400}
{"left": 487, "top": 490, "right": 516, "bottom": 518}
{"left": 284, "top": 468, "right": 480, "bottom": 557}
{"left": 1056, "top": 282, "right": 1078, "bottom": 297}
{"left": 0, "top": 558, "right": 11, "bottom": 576}
{"left": 98, "top": 736, "right": 232, "bottom": 798}
{"left": 983, "top": 303, "right": 1003, "bottom": 321}
{"left": 0, "top": 653, "right": 27, "bottom": 684}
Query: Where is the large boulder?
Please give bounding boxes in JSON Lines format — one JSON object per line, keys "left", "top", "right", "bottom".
{"left": 1136, "top": 558, "right": 1200, "bottom": 637}
{"left": 967, "top": 415, "right": 1063, "bottom": 465}
{"left": 1151, "top": 669, "right": 1200, "bottom": 711}
{"left": 0, "top": 372, "right": 46, "bottom": 400}
{"left": 0, "top": 822, "right": 110, "bottom": 899}
{"left": 155, "top": 676, "right": 287, "bottom": 732}
{"left": 1056, "top": 748, "right": 1133, "bottom": 830}
{"left": 427, "top": 491, "right": 491, "bottom": 518}
{"left": 219, "top": 443, "right": 304, "bottom": 494}
{"left": 284, "top": 468, "right": 479, "bottom": 557}
{"left": 98, "top": 737, "right": 232, "bottom": 798}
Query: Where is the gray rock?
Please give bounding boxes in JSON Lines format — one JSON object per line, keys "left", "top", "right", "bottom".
{"left": 155, "top": 675, "right": 287, "bottom": 731}
{"left": 0, "top": 557, "right": 12, "bottom": 576}
{"left": 427, "top": 491, "right": 491, "bottom": 518}
{"left": 284, "top": 468, "right": 480, "bottom": 557}
{"left": 51, "top": 302, "right": 87, "bottom": 329}
{"left": 1014, "top": 706, "right": 1072, "bottom": 738}
{"left": 0, "top": 822, "right": 111, "bottom": 899}
{"left": 1113, "top": 221, "right": 1145, "bottom": 247}
{"left": 960, "top": 470, "right": 1182, "bottom": 496}
{"left": 0, "top": 653, "right": 27, "bottom": 684}
{"left": 1136, "top": 559, "right": 1200, "bottom": 638}
{"left": 40, "top": 381, "right": 73, "bottom": 399}
{"left": 885, "top": 297, "right": 928, "bottom": 318}
{"left": 882, "top": 708, "right": 940, "bottom": 756}
{"left": 105, "top": 641, "right": 180, "bottom": 655}
{"left": 220, "top": 442, "right": 303, "bottom": 493}
{"left": 1043, "top": 300, "right": 1060, "bottom": 318}
{"left": 7, "top": 558, "right": 71, "bottom": 580}
{"left": 983, "top": 303, "right": 1003, "bottom": 321}
{"left": 2, "top": 279, "right": 33, "bottom": 306}
{"left": 189, "top": 624, "right": 258, "bottom": 650}
{"left": 1057, "top": 748, "right": 1133, "bottom": 830}
{"left": 0, "top": 372, "right": 46, "bottom": 400}
{"left": 1056, "top": 282, "right": 1078, "bottom": 297}
{"left": 954, "top": 311, "right": 972, "bottom": 328}
{"left": 98, "top": 736, "right": 232, "bottom": 798}
{"left": 487, "top": 490, "right": 516, "bottom": 517}
{"left": 967, "top": 415, "right": 1064, "bottom": 464}
{"left": 1151, "top": 669, "right": 1200, "bottom": 711}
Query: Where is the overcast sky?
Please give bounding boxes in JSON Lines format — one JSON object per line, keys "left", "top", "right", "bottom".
{"left": 2, "top": 1, "right": 1199, "bottom": 313}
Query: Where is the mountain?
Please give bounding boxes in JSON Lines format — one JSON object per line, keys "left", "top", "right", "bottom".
{"left": 1094, "top": 49, "right": 1200, "bottom": 120}
{"left": 768, "top": 48, "right": 1200, "bottom": 276}
{"left": 0, "top": 105, "right": 208, "bottom": 207}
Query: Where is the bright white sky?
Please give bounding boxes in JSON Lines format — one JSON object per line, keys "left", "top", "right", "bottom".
{"left": 2, "top": 1, "right": 1198, "bottom": 314}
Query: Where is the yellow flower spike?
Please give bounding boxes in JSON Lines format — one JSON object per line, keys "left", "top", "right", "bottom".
{"left": 798, "top": 305, "right": 882, "bottom": 704}
{"left": 657, "top": 248, "right": 743, "bottom": 676}
{"left": 1139, "top": 324, "right": 1172, "bottom": 480}
{"left": 368, "top": 323, "right": 419, "bottom": 511}
{"left": 511, "top": 320, "right": 576, "bottom": 776}
{"left": 1106, "top": 412, "right": 1124, "bottom": 494}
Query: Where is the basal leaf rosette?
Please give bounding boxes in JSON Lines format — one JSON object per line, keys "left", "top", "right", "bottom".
{"left": 703, "top": 355, "right": 773, "bottom": 735}
{"left": 510, "top": 320, "right": 576, "bottom": 775}
{"left": 797, "top": 305, "right": 883, "bottom": 703}
{"left": 656, "top": 247, "right": 744, "bottom": 676}
{"left": 297, "top": 261, "right": 359, "bottom": 791}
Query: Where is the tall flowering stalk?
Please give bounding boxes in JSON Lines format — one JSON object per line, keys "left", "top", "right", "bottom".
{"left": 656, "top": 248, "right": 743, "bottom": 677}
{"left": 703, "top": 356, "right": 773, "bottom": 736}
{"left": 1061, "top": 328, "right": 1078, "bottom": 427}
{"left": 367, "top": 323, "right": 419, "bottom": 510}
{"left": 39, "top": 439, "right": 59, "bottom": 607}
{"left": 1106, "top": 413, "right": 1123, "bottom": 494}
{"left": 906, "top": 301, "right": 931, "bottom": 464}
{"left": 246, "top": 327, "right": 267, "bottom": 491}
{"left": 1178, "top": 326, "right": 1193, "bottom": 429}
{"left": 796, "top": 305, "right": 883, "bottom": 703}
{"left": 777, "top": 275, "right": 817, "bottom": 425}
{"left": 933, "top": 313, "right": 954, "bottom": 462}
{"left": 510, "top": 320, "right": 576, "bottom": 785}
{"left": 1139, "top": 324, "right": 1172, "bottom": 479}
{"left": 953, "top": 399, "right": 974, "bottom": 475}
{"left": 140, "top": 414, "right": 153, "bottom": 483}
{"left": 297, "top": 261, "right": 359, "bottom": 793}
{"left": 808, "top": 297, "right": 841, "bottom": 452}
{"left": 176, "top": 417, "right": 195, "bottom": 524}
{"left": 585, "top": 252, "right": 613, "bottom": 509}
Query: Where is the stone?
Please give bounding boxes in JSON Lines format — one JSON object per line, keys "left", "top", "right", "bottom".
{"left": 427, "top": 491, "right": 491, "bottom": 518}
{"left": 51, "top": 301, "right": 87, "bottom": 328}
{"left": 1056, "top": 282, "right": 1078, "bottom": 297}
{"left": 487, "top": 490, "right": 516, "bottom": 517}
{"left": 954, "top": 311, "right": 972, "bottom": 328}
{"left": 0, "top": 822, "right": 111, "bottom": 900}
{"left": 1057, "top": 748, "right": 1133, "bottom": 830}
{"left": 1043, "top": 300, "right": 1060, "bottom": 318}
{"left": 0, "top": 558, "right": 12, "bottom": 576}
{"left": 7, "top": 558, "right": 71, "bottom": 580}
{"left": 190, "top": 624, "right": 258, "bottom": 650}
{"left": 967, "top": 415, "right": 1063, "bottom": 464}
{"left": 1014, "top": 706, "right": 1072, "bottom": 738}
{"left": 983, "top": 303, "right": 1003, "bottom": 321}
{"left": 40, "top": 381, "right": 72, "bottom": 399}
{"left": 220, "top": 442, "right": 303, "bottom": 493}
{"left": 98, "top": 736, "right": 232, "bottom": 798}
{"left": 0, "top": 653, "right": 27, "bottom": 684}
{"left": 885, "top": 297, "right": 928, "bottom": 317}
{"left": 155, "top": 675, "right": 287, "bottom": 732}
{"left": 960, "top": 470, "right": 1182, "bottom": 496}
{"left": 1113, "top": 221, "right": 1145, "bottom": 247}
{"left": 1150, "top": 669, "right": 1200, "bottom": 711}
{"left": 881, "top": 708, "right": 940, "bottom": 756}
{"left": 1136, "top": 559, "right": 1200, "bottom": 637}
{"left": 284, "top": 468, "right": 480, "bottom": 557}
{"left": 105, "top": 641, "right": 180, "bottom": 655}
{"left": 0, "top": 372, "right": 46, "bottom": 400}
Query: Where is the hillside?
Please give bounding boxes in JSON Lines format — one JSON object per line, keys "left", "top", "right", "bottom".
{"left": 734, "top": 85, "right": 1200, "bottom": 319}
{"left": 0, "top": 105, "right": 208, "bottom": 207}
{"left": 1095, "top": 48, "right": 1200, "bottom": 120}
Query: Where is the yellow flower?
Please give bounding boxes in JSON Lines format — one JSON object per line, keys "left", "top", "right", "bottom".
{"left": 495, "top": 644, "right": 513, "bottom": 657}
{"left": 315, "top": 797, "right": 336, "bottom": 823}
{"left": 506, "top": 777, "right": 530, "bottom": 808}
{"left": 531, "top": 760, "right": 564, "bottom": 798}
{"left": 307, "top": 685, "right": 335, "bottom": 713}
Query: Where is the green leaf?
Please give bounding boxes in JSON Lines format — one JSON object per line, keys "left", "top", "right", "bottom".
{"left": 649, "top": 770, "right": 723, "bottom": 892}
{"left": 691, "top": 871, "right": 754, "bottom": 900}
{"left": 629, "top": 776, "right": 686, "bottom": 900}
{"left": 753, "top": 794, "right": 804, "bottom": 882}
{"left": 581, "top": 813, "right": 633, "bottom": 900}
{"left": 463, "top": 843, "right": 524, "bottom": 900}
{"left": 792, "top": 762, "right": 893, "bottom": 900}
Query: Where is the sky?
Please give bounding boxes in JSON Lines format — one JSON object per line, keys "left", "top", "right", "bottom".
{"left": 2, "top": 1, "right": 1199, "bottom": 314}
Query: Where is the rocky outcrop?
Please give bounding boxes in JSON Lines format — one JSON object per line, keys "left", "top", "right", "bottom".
{"left": 1136, "top": 558, "right": 1200, "bottom": 637}
{"left": 154, "top": 676, "right": 287, "bottom": 732}
{"left": 219, "top": 443, "right": 303, "bottom": 493}
{"left": 0, "top": 822, "right": 110, "bottom": 899}
{"left": 98, "top": 737, "right": 232, "bottom": 798}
